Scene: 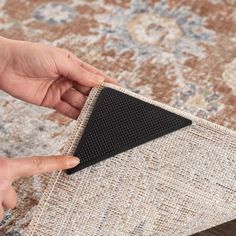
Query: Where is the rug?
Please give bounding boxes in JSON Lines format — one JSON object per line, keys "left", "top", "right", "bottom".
{"left": 25, "top": 83, "right": 236, "bottom": 236}
{"left": 0, "top": 0, "right": 236, "bottom": 235}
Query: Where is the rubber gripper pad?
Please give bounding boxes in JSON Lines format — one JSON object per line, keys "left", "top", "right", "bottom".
{"left": 66, "top": 87, "right": 192, "bottom": 174}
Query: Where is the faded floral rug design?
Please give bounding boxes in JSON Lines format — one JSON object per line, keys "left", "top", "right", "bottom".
{"left": 0, "top": 0, "right": 236, "bottom": 235}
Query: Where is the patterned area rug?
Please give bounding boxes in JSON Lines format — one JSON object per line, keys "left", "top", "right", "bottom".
{"left": 0, "top": 0, "right": 236, "bottom": 235}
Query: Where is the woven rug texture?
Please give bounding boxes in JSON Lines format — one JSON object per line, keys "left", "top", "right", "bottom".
{"left": 0, "top": 0, "right": 236, "bottom": 235}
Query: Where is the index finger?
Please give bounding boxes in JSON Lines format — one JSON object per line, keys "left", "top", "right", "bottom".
{"left": 9, "top": 155, "right": 80, "bottom": 180}
{"left": 78, "top": 59, "right": 118, "bottom": 84}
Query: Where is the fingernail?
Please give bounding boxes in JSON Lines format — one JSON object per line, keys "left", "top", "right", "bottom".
{"left": 96, "top": 76, "right": 105, "bottom": 85}
{"left": 113, "top": 80, "right": 119, "bottom": 85}
{"left": 67, "top": 156, "right": 80, "bottom": 167}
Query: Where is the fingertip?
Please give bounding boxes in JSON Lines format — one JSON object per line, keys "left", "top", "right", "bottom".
{"left": 111, "top": 79, "right": 119, "bottom": 85}
{"left": 65, "top": 156, "right": 80, "bottom": 168}
{"left": 73, "top": 70, "right": 105, "bottom": 88}
{"left": 94, "top": 75, "right": 105, "bottom": 86}
{"left": 105, "top": 76, "right": 119, "bottom": 85}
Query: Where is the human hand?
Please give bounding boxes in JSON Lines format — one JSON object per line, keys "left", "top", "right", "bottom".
{"left": 0, "top": 155, "right": 79, "bottom": 221}
{"left": 0, "top": 37, "right": 117, "bottom": 119}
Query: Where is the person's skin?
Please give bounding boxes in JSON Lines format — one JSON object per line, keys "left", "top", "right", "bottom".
{"left": 0, "top": 36, "right": 117, "bottom": 221}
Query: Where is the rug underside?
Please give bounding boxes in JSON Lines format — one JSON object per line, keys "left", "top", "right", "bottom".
{"left": 26, "top": 84, "right": 236, "bottom": 236}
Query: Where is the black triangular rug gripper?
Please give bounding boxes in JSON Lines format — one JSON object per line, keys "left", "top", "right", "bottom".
{"left": 67, "top": 87, "right": 192, "bottom": 175}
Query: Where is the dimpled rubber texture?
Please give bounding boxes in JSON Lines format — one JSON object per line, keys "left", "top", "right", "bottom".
{"left": 67, "top": 87, "right": 192, "bottom": 174}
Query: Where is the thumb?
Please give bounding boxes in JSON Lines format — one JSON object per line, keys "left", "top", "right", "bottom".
{"left": 8, "top": 155, "right": 80, "bottom": 180}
